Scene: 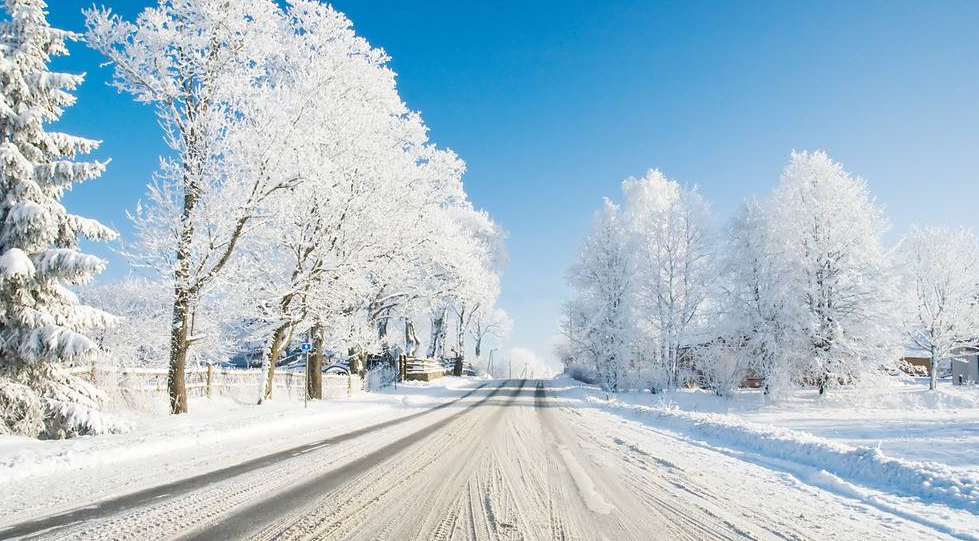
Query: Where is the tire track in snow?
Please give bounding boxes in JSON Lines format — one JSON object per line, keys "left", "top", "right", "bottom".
{"left": 1, "top": 381, "right": 497, "bottom": 541}
{"left": 179, "top": 380, "right": 520, "bottom": 541}
{"left": 10, "top": 379, "right": 958, "bottom": 541}
{"left": 550, "top": 384, "right": 964, "bottom": 541}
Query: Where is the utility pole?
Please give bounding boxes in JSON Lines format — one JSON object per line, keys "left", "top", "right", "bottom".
{"left": 508, "top": 356, "right": 512, "bottom": 379}
{"left": 487, "top": 348, "right": 497, "bottom": 378}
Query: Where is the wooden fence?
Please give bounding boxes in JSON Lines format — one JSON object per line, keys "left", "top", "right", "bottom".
{"left": 405, "top": 357, "right": 446, "bottom": 382}
{"left": 69, "top": 364, "right": 360, "bottom": 400}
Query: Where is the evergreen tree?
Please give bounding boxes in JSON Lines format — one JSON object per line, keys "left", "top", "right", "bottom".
{"left": 0, "top": 0, "right": 119, "bottom": 437}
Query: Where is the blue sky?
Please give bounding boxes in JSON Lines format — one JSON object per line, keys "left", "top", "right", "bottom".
{"left": 48, "top": 0, "right": 979, "bottom": 367}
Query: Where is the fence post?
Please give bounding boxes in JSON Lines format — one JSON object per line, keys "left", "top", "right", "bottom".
{"left": 206, "top": 363, "right": 214, "bottom": 398}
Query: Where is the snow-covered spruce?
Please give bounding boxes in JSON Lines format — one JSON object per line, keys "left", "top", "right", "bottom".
{"left": 0, "top": 0, "right": 122, "bottom": 438}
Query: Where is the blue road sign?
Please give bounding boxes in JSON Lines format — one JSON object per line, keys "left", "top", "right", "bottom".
{"left": 299, "top": 342, "right": 313, "bottom": 352}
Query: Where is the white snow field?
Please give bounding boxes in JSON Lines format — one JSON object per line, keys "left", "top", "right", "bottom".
{"left": 558, "top": 376, "right": 979, "bottom": 539}
{"left": 1, "top": 377, "right": 976, "bottom": 541}
{"left": 0, "top": 377, "right": 479, "bottom": 527}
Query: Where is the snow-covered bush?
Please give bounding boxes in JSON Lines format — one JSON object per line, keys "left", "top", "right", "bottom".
{"left": 696, "top": 343, "right": 747, "bottom": 397}
{"left": 364, "top": 364, "right": 397, "bottom": 392}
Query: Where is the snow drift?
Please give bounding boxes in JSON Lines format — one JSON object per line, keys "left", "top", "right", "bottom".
{"left": 578, "top": 391, "right": 979, "bottom": 512}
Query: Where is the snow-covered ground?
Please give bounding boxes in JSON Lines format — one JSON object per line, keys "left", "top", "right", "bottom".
{"left": 557, "top": 375, "right": 979, "bottom": 539}
{"left": 736, "top": 379, "right": 979, "bottom": 470}
{"left": 568, "top": 376, "right": 979, "bottom": 470}
{"left": 0, "top": 377, "right": 480, "bottom": 526}
{"left": 3, "top": 377, "right": 976, "bottom": 540}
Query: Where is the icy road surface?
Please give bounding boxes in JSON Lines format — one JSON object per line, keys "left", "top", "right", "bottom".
{"left": 1, "top": 380, "right": 958, "bottom": 541}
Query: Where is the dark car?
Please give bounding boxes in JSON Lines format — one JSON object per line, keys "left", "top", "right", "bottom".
{"left": 220, "top": 353, "right": 263, "bottom": 370}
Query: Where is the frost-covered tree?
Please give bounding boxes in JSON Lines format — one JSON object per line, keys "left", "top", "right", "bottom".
{"left": 562, "top": 152, "right": 903, "bottom": 396}
{"left": 564, "top": 200, "right": 636, "bottom": 391}
{"left": 0, "top": 0, "right": 119, "bottom": 437}
{"left": 446, "top": 207, "right": 505, "bottom": 360}
{"left": 767, "top": 151, "right": 898, "bottom": 393}
{"left": 79, "top": 0, "right": 502, "bottom": 411}
{"left": 470, "top": 306, "right": 512, "bottom": 361}
{"left": 714, "top": 153, "right": 898, "bottom": 396}
{"left": 81, "top": 277, "right": 169, "bottom": 368}
{"left": 232, "top": 1, "right": 423, "bottom": 400}
{"left": 560, "top": 170, "right": 715, "bottom": 393}
{"left": 86, "top": 0, "right": 299, "bottom": 413}
{"left": 718, "top": 199, "right": 798, "bottom": 395}
{"left": 897, "top": 225, "right": 979, "bottom": 390}
{"left": 622, "top": 170, "right": 715, "bottom": 390}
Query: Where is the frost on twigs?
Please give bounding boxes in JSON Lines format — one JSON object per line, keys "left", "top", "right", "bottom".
{"left": 81, "top": 0, "right": 509, "bottom": 412}
{"left": 559, "top": 151, "right": 900, "bottom": 397}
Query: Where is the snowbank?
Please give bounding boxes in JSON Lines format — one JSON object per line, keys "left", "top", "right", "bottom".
{"left": 0, "top": 377, "right": 478, "bottom": 524}
{"left": 559, "top": 378, "right": 979, "bottom": 513}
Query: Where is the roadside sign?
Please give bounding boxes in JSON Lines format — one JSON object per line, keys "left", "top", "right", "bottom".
{"left": 299, "top": 342, "right": 313, "bottom": 352}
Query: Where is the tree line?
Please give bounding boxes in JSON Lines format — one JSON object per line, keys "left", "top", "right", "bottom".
{"left": 1, "top": 0, "right": 509, "bottom": 438}
{"left": 559, "top": 151, "right": 979, "bottom": 396}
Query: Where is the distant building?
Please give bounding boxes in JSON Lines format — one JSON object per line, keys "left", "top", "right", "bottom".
{"left": 900, "top": 349, "right": 933, "bottom": 377}
{"left": 952, "top": 352, "right": 979, "bottom": 385}
{"left": 900, "top": 346, "right": 978, "bottom": 384}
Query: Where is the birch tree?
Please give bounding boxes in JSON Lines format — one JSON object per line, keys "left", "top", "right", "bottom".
{"left": 897, "top": 225, "right": 979, "bottom": 390}
{"left": 622, "top": 170, "right": 715, "bottom": 390}
{"left": 565, "top": 200, "right": 636, "bottom": 391}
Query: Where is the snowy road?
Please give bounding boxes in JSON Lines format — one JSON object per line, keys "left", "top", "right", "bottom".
{"left": 2, "top": 380, "right": 959, "bottom": 541}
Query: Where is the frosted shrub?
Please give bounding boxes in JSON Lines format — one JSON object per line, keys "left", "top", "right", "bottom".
{"left": 1, "top": 364, "right": 126, "bottom": 438}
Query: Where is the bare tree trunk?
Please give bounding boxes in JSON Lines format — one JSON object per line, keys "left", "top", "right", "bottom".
{"left": 428, "top": 308, "right": 447, "bottom": 359}
{"left": 929, "top": 348, "right": 938, "bottom": 391}
{"left": 405, "top": 319, "right": 420, "bottom": 357}
{"left": 308, "top": 322, "right": 324, "bottom": 400}
{"left": 167, "top": 289, "right": 190, "bottom": 414}
{"left": 348, "top": 346, "right": 366, "bottom": 378}
{"left": 261, "top": 322, "right": 293, "bottom": 402}
{"left": 456, "top": 306, "right": 466, "bottom": 357}
{"left": 377, "top": 309, "right": 390, "bottom": 359}
{"left": 167, "top": 184, "right": 198, "bottom": 415}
